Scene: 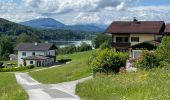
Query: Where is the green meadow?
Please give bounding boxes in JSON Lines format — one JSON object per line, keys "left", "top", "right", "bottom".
{"left": 0, "top": 73, "right": 28, "bottom": 100}
{"left": 76, "top": 67, "right": 170, "bottom": 100}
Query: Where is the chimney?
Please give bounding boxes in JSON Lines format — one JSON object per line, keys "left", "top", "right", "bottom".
{"left": 35, "top": 42, "right": 38, "bottom": 46}
{"left": 133, "top": 17, "right": 138, "bottom": 23}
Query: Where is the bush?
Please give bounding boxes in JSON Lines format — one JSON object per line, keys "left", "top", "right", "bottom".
{"left": 89, "top": 49, "right": 128, "bottom": 74}
{"left": 134, "top": 51, "right": 159, "bottom": 69}
{"left": 26, "top": 64, "right": 35, "bottom": 69}
{"left": 0, "top": 62, "right": 3, "bottom": 68}
{"left": 58, "top": 43, "right": 92, "bottom": 55}
{"left": 100, "top": 41, "right": 111, "bottom": 50}
{"left": 77, "top": 42, "right": 92, "bottom": 52}
{"left": 58, "top": 59, "right": 72, "bottom": 63}
{"left": 92, "top": 33, "right": 112, "bottom": 49}
{"left": 156, "top": 36, "right": 170, "bottom": 64}
{"left": 0, "top": 65, "right": 35, "bottom": 72}
{"left": 58, "top": 44, "right": 77, "bottom": 54}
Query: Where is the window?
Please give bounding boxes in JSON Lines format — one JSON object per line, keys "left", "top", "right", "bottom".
{"left": 131, "top": 37, "right": 139, "bottom": 42}
{"left": 116, "top": 37, "right": 129, "bottom": 43}
{"left": 22, "top": 52, "right": 26, "bottom": 56}
{"left": 32, "top": 52, "right": 35, "bottom": 56}
{"left": 30, "top": 61, "right": 33, "bottom": 64}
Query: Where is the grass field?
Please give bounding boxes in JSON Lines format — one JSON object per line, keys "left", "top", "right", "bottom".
{"left": 29, "top": 50, "right": 94, "bottom": 84}
{"left": 76, "top": 67, "right": 170, "bottom": 100}
{"left": 0, "top": 73, "right": 28, "bottom": 100}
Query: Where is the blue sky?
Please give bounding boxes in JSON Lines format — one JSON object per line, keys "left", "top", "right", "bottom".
{"left": 138, "top": 0, "right": 170, "bottom": 6}
{"left": 0, "top": 0, "right": 170, "bottom": 25}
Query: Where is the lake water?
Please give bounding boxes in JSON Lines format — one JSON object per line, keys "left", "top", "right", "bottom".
{"left": 50, "top": 40, "right": 92, "bottom": 48}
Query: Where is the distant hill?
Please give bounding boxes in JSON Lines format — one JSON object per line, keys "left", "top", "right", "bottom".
{"left": 20, "top": 18, "right": 104, "bottom": 32}
{"left": 0, "top": 18, "right": 94, "bottom": 41}
{"left": 20, "top": 18, "right": 66, "bottom": 29}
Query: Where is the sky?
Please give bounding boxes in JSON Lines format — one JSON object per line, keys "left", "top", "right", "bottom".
{"left": 0, "top": 0, "right": 170, "bottom": 25}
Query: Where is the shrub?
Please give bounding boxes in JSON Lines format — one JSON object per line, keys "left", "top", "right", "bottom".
{"left": 92, "top": 33, "right": 112, "bottom": 49}
{"left": 89, "top": 49, "right": 128, "bottom": 74}
{"left": 156, "top": 36, "right": 170, "bottom": 64}
{"left": 0, "top": 65, "right": 35, "bottom": 72}
{"left": 58, "top": 44, "right": 77, "bottom": 54}
{"left": 58, "top": 59, "right": 72, "bottom": 63}
{"left": 134, "top": 51, "right": 159, "bottom": 69}
{"left": 26, "top": 64, "right": 35, "bottom": 69}
{"left": 100, "top": 41, "right": 111, "bottom": 50}
{"left": 77, "top": 42, "right": 92, "bottom": 52}
{"left": 58, "top": 43, "right": 92, "bottom": 55}
{"left": 0, "top": 62, "right": 3, "bottom": 68}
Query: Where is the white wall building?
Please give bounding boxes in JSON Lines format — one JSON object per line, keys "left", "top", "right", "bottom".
{"left": 14, "top": 42, "right": 57, "bottom": 67}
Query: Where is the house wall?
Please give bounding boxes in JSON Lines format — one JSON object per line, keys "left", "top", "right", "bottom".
{"left": 18, "top": 51, "right": 45, "bottom": 66}
{"left": 130, "top": 34, "right": 155, "bottom": 46}
{"left": 26, "top": 60, "right": 36, "bottom": 66}
{"left": 44, "top": 50, "right": 56, "bottom": 56}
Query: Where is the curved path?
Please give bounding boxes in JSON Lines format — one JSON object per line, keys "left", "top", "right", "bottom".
{"left": 15, "top": 73, "right": 92, "bottom": 100}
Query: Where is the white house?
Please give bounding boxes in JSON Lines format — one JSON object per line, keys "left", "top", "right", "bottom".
{"left": 14, "top": 42, "right": 57, "bottom": 67}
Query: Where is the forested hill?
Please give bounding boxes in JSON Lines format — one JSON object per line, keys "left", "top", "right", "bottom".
{"left": 0, "top": 18, "right": 94, "bottom": 41}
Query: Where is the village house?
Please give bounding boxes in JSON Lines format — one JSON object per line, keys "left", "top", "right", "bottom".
{"left": 14, "top": 42, "right": 57, "bottom": 67}
{"left": 105, "top": 18, "right": 170, "bottom": 59}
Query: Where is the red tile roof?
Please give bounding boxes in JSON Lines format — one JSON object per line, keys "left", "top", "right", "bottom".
{"left": 106, "top": 21, "right": 165, "bottom": 34}
{"left": 164, "top": 24, "right": 170, "bottom": 33}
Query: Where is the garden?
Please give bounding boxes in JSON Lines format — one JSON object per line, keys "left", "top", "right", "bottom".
{"left": 76, "top": 36, "right": 170, "bottom": 100}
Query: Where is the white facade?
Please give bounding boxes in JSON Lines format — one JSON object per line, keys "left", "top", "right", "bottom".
{"left": 17, "top": 50, "right": 56, "bottom": 67}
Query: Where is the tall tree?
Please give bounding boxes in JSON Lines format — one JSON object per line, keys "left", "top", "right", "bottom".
{"left": 16, "top": 33, "right": 40, "bottom": 44}
{"left": 92, "top": 33, "right": 111, "bottom": 48}
{"left": 0, "top": 35, "right": 13, "bottom": 60}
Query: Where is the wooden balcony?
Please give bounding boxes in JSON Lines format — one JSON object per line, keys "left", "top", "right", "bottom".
{"left": 112, "top": 42, "right": 131, "bottom": 48}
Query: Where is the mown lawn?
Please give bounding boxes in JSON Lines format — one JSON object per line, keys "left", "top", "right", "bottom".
{"left": 0, "top": 73, "right": 28, "bottom": 100}
{"left": 76, "top": 67, "right": 170, "bottom": 100}
{"left": 29, "top": 50, "right": 94, "bottom": 84}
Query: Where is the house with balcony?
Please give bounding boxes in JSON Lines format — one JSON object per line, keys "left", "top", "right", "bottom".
{"left": 14, "top": 42, "right": 57, "bottom": 67}
{"left": 105, "top": 18, "right": 166, "bottom": 58}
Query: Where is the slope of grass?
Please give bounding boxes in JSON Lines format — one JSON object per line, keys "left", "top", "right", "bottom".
{"left": 29, "top": 50, "right": 94, "bottom": 84}
{"left": 0, "top": 73, "right": 28, "bottom": 100}
{"left": 76, "top": 67, "right": 170, "bottom": 100}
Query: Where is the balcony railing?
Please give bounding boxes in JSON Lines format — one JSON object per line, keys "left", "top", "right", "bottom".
{"left": 112, "top": 42, "right": 131, "bottom": 48}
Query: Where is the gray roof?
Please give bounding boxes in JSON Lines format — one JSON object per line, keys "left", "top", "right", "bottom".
{"left": 22, "top": 55, "right": 49, "bottom": 60}
{"left": 14, "top": 43, "right": 57, "bottom": 51}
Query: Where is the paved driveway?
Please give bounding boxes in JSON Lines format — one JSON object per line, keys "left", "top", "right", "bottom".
{"left": 15, "top": 73, "right": 92, "bottom": 100}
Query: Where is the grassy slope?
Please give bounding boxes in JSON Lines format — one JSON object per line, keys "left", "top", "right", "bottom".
{"left": 29, "top": 50, "right": 94, "bottom": 84}
{"left": 0, "top": 73, "right": 28, "bottom": 100}
{"left": 76, "top": 67, "right": 170, "bottom": 100}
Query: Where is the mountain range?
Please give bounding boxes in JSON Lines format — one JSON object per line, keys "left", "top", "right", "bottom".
{"left": 20, "top": 18, "right": 106, "bottom": 32}
{"left": 0, "top": 18, "right": 94, "bottom": 41}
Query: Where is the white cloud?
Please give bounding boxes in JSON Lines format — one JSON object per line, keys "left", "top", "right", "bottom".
{"left": 1, "top": 0, "right": 170, "bottom": 25}
{"left": 73, "top": 13, "right": 101, "bottom": 24}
